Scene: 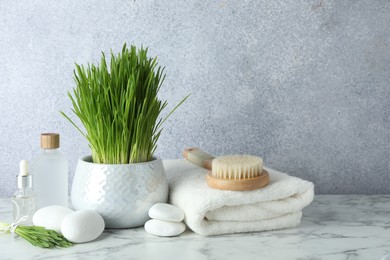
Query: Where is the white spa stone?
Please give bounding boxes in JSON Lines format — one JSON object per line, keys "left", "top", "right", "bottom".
{"left": 144, "top": 219, "right": 186, "bottom": 237}
{"left": 33, "top": 206, "right": 74, "bottom": 233}
{"left": 148, "top": 203, "right": 184, "bottom": 222}
{"left": 61, "top": 209, "right": 105, "bottom": 243}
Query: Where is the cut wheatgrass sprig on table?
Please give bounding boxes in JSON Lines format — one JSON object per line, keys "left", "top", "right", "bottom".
{"left": 0, "top": 222, "right": 73, "bottom": 248}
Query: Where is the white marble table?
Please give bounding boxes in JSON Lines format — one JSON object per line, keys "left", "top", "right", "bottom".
{"left": 1, "top": 195, "right": 389, "bottom": 260}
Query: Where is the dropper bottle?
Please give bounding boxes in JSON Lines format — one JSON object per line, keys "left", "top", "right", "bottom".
{"left": 12, "top": 160, "right": 36, "bottom": 225}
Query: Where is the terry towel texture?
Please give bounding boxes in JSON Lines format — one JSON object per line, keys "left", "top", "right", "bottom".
{"left": 164, "top": 160, "right": 314, "bottom": 236}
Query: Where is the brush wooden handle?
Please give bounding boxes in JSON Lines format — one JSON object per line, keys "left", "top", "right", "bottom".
{"left": 207, "top": 169, "right": 270, "bottom": 191}
{"left": 183, "top": 147, "right": 215, "bottom": 170}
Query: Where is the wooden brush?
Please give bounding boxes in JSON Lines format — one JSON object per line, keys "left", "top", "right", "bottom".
{"left": 183, "top": 148, "right": 269, "bottom": 191}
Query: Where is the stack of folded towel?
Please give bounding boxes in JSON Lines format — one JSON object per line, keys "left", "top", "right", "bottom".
{"left": 163, "top": 160, "right": 314, "bottom": 236}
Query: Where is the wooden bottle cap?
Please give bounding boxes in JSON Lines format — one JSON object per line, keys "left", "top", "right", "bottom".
{"left": 41, "top": 133, "right": 60, "bottom": 149}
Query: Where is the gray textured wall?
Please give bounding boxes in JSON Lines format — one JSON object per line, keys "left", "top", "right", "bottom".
{"left": 0, "top": 0, "right": 389, "bottom": 196}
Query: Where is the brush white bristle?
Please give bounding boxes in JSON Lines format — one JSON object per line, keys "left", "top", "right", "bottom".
{"left": 211, "top": 155, "right": 263, "bottom": 179}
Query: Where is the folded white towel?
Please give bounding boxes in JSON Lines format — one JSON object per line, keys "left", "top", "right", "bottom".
{"left": 164, "top": 160, "right": 314, "bottom": 236}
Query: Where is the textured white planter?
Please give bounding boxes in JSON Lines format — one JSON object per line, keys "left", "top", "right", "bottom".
{"left": 71, "top": 156, "right": 169, "bottom": 228}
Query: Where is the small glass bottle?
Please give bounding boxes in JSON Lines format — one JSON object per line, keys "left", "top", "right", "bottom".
{"left": 33, "top": 133, "right": 68, "bottom": 209}
{"left": 12, "top": 160, "right": 36, "bottom": 225}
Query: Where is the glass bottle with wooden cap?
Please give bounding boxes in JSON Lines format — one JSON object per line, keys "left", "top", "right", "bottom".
{"left": 33, "top": 133, "right": 68, "bottom": 209}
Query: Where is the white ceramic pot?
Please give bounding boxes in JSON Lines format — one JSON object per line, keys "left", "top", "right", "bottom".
{"left": 71, "top": 156, "right": 169, "bottom": 228}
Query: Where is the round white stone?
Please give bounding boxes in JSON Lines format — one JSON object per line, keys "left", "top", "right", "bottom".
{"left": 61, "top": 210, "right": 105, "bottom": 243}
{"left": 148, "top": 203, "right": 184, "bottom": 222}
{"left": 33, "top": 206, "right": 74, "bottom": 233}
{"left": 144, "top": 219, "right": 186, "bottom": 237}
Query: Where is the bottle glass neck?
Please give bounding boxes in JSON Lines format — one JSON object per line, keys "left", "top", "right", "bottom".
{"left": 41, "top": 148, "right": 60, "bottom": 153}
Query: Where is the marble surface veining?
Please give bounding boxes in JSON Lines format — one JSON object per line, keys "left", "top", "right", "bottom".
{"left": 0, "top": 195, "right": 389, "bottom": 260}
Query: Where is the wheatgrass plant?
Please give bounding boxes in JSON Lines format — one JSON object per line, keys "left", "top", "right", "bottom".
{"left": 61, "top": 44, "right": 188, "bottom": 164}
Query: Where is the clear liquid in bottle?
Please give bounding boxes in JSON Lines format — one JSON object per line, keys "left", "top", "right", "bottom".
{"left": 33, "top": 133, "right": 68, "bottom": 209}
{"left": 12, "top": 160, "right": 36, "bottom": 225}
